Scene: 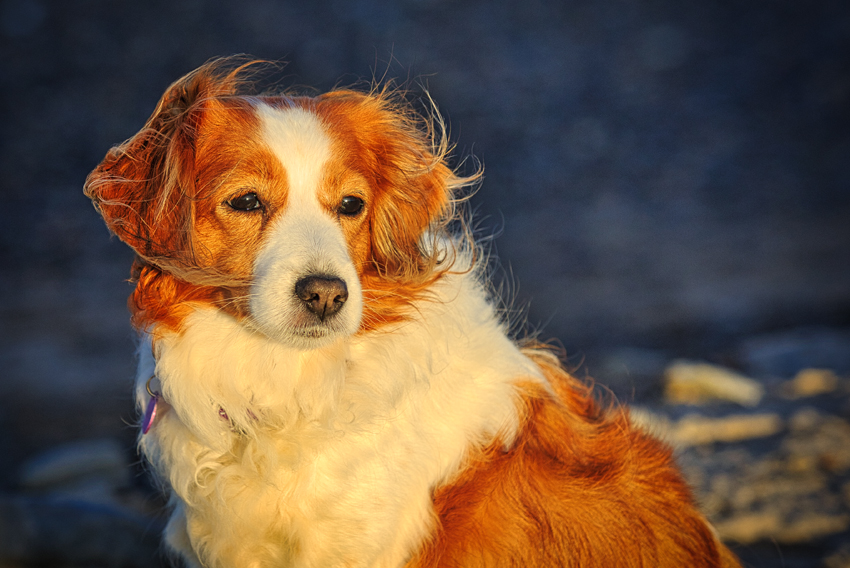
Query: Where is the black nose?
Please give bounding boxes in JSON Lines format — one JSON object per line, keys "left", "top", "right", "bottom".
{"left": 294, "top": 275, "right": 348, "bottom": 321}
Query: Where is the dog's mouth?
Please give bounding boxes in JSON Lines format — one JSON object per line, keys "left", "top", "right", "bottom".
{"left": 291, "top": 325, "right": 333, "bottom": 339}
{"left": 290, "top": 302, "right": 353, "bottom": 337}
{"left": 273, "top": 318, "right": 353, "bottom": 350}
{"left": 247, "top": 314, "right": 346, "bottom": 349}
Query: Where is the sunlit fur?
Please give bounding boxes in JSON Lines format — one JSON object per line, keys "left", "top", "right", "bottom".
{"left": 85, "top": 58, "right": 741, "bottom": 568}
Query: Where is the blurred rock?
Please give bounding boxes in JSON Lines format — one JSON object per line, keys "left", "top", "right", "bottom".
{"left": 782, "top": 368, "right": 841, "bottom": 398}
{"left": 825, "top": 545, "right": 850, "bottom": 568}
{"left": 19, "top": 438, "right": 129, "bottom": 489}
{"left": 715, "top": 510, "right": 850, "bottom": 545}
{"left": 651, "top": 356, "right": 850, "bottom": 561}
{"left": 664, "top": 359, "right": 764, "bottom": 406}
{"left": 630, "top": 408, "right": 783, "bottom": 447}
{"left": 673, "top": 413, "right": 782, "bottom": 447}
{"left": 676, "top": 403, "right": 850, "bottom": 552}
{"left": 713, "top": 511, "right": 780, "bottom": 545}
{"left": 18, "top": 438, "right": 130, "bottom": 507}
{"left": 783, "top": 409, "right": 850, "bottom": 474}
{"left": 788, "top": 406, "right": 823, "bottom": 433}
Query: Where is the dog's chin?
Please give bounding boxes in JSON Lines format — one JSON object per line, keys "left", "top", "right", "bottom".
{"left": 286, "top": 326, "right": 348, "bottom": 350}
{"left": 251, "top": 319, "right": 354, "bottom": 351}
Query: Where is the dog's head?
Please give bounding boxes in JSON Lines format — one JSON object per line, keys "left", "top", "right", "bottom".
{"left": 85, "top": 58, "right": 473, "bottom": 348}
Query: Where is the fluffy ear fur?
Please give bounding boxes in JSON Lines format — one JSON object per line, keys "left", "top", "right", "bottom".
{"left": 83, "top": 58, "right": 260, "bottom": 274}
{"left": 363, "top": 110, "right": 456, "bottom": 281}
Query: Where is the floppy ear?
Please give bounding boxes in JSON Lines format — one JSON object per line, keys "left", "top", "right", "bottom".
{"left": 369, "top": 144, "right": 457, "bottom": 279}
{"left": 83, "top": 58, "right": 258, "bottom": 270}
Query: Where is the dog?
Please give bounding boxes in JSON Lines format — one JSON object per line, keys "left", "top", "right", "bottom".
{"left": 85, "top": 58, "right": 741, "bottom": 568}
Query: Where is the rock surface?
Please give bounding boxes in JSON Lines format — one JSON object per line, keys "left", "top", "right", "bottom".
{"left": 656, "top": 377, "right": 850, "bottom": 563}
{"left": 19, "top": 438, "right": 129, "bottom": 492}
{"left": 663, "top": 360, "right": 765, "bottom": 407}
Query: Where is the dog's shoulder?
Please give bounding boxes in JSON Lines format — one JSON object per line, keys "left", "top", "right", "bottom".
{"left": 409, "top": 347, "right": 740, "bottom": 568}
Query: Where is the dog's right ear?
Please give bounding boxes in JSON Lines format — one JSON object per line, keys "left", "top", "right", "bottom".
{"left": 84, "top": 57, "right": 261, "bottom": 268}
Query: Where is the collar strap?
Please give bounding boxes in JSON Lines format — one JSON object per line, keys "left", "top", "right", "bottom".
{"left": 142, "top": 376, "right": 257, "bottom": 434}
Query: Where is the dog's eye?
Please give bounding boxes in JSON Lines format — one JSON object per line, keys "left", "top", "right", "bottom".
{"left": 338, "top": 196, "right": 364, "bottom": 216}
{"left": 228, "top": 192, "right": 263, "bottom": 212}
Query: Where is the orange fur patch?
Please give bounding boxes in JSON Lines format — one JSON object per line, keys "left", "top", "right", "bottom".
{"left": 313, "top": 91, "right": 463, "bottom": 328}
{"left": 408, "top": 349, "right": 741, "bottom": 568}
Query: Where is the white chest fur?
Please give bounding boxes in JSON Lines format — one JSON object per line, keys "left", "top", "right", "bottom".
{"left": 135, "top": 270, "right": 543, "bottom": 568}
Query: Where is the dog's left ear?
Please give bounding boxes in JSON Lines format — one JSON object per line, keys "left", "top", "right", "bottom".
{"left": 83, "top": 91, "right": 198, "bottom": 265}
{"left": 84, "top": 57, "right": 261, "bottom": 272}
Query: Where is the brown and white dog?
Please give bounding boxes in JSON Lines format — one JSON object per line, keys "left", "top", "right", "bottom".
{"left": 85, "top": 58, "right": 741, "bottom": 568}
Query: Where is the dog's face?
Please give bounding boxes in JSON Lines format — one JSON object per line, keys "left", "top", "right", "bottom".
{"left": 196, "top": 101, "right": 368, "bottom": 348}
{"left": 84, "top": 61, "right": 462, "bottom": 348}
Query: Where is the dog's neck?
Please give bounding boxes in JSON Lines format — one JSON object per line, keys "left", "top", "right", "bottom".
{"left": 140, "top": 312, "right": 351, "bottom": 452}
{"left": 141, "top": 373, "right": 256, "bottom": 435}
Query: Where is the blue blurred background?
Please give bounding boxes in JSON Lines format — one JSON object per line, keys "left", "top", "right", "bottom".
{"left": 0, "top": 0, "right": 848, "bottom": 564}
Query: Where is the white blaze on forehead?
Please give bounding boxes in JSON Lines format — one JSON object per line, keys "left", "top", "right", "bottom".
{"left": 251, "top": 102, "right": 363, "bottom": 349}
{"left": 257, "top": 104, "right": 331, "bottom": 206}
